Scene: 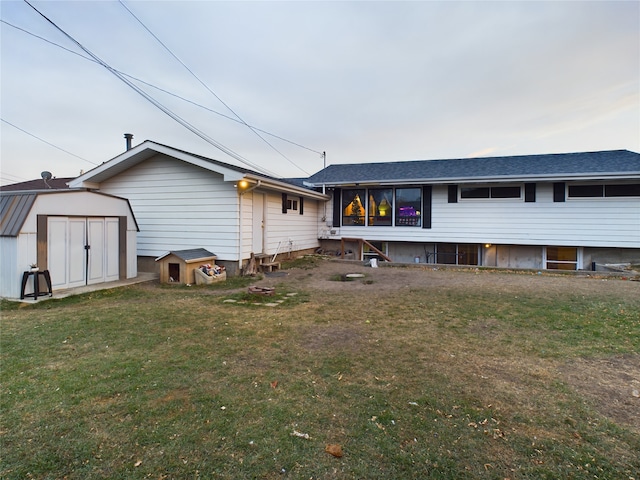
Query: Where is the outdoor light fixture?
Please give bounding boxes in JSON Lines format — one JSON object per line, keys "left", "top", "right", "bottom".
{"left": 485, "top": 243, "right": 492, "bottom": 248}
{"left": 236, "top": 179, "right": 262, "bottom": 195}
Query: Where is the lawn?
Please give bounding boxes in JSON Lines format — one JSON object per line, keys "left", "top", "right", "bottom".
{"left": 1, "top": 258, "right": 639, "bottom": 479}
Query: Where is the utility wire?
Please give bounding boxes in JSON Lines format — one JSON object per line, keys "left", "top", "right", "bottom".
{"left": 23, "top": 1, "right": 278, "bottom": 178}
{"left": 2, "top": 18, "right": 324, "bottom": 156}
{"left": 119, "top": 0, "right": 313, "bottom": 176}
{"left": 1, "top": 118, "right": 99, "bottom": 165}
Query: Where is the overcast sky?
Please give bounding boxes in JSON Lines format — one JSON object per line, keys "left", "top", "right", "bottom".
{"left": 1, "top": 0, "right": 638, "bottom": 185}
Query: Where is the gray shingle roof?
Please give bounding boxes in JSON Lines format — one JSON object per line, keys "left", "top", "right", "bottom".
{"left": 155, "top": 248, "right": 217, "bottom": 262}
{"left": 306, "top": 150, "right": 640, "bottom": 186}
{"left": 0, "top": 177, "right": 73, "bottom": 192}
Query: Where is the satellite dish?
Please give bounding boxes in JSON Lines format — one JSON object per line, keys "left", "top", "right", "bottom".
{"left": 41, "top": 171, "right": 52, "bottom": 180}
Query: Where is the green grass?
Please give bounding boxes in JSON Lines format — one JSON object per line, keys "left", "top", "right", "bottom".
{"left": 1, "top": 263, "right": 639, "bottom": 479}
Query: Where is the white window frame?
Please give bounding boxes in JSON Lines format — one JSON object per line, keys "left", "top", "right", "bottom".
{"left": 543, "top": 246, "right": 583, "bottom": 270}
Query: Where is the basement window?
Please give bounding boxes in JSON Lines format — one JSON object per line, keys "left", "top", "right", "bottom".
{"left": 545, "top": 246, "right": 580, "bottom": 270}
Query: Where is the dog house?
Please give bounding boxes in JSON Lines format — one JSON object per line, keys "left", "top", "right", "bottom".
{"left": 155, "top": 248, "right": 221, "bottom": 284}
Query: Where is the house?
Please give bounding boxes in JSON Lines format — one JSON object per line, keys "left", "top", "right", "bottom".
{"left": 0, "top": 189, "right": 138, "bottom": 299}
{"left": 68, "top": 140, "right": 330, "bottom": 275}
{"left": 0, "top": 176, "right": 74, "bottom": 192}
{"left": 305, "top": 150, "right": 640, "bottom": 271}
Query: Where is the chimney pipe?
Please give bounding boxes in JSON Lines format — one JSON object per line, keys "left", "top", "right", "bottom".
{"left": 124, "top": 133, "right": 133, "bottom": 151}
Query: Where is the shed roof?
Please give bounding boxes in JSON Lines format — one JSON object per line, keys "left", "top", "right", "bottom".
{"left": 155, "top": 248, "right": 217, "bottom": 263}
{"left": 0, "top": 193, "right": 37, "bottom": 237}
{"left": 305, "top": 150, "right": 640, "bottom": 186}
{"left": 0, "top": 190, "right": 140, "bottom": 237}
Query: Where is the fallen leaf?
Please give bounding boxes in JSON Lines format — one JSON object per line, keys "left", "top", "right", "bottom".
{"left": 134, "top": 460, "right": 142, "bottom": 467}
{"left": 325, "top": 444, "right": 343, "bottom": 458}
{"left": 271, "top": 380, "right": 278, "bottom": 389}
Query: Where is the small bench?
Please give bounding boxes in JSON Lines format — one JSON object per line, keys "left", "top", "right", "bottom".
{"left": 260, "top": 261, "right": 281, "bottom": 273}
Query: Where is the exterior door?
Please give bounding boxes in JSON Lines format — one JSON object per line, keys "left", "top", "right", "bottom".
{"left": 47, "top": 217, "right": 119, "bottom": 289}
{"left": 48, "top": 217, "right": 87, "bottom": 289}
{"left": 252, "top": 193, "right": 265, "bottom": 254}
{"left": 87, "top": 217, "right": 120, "bottom": 285}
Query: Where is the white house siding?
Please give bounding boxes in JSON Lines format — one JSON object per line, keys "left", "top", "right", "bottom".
{"left": 239, "top": 189, "right": 254, "bottom": 260}
{"left": 239, "top": 190, "right": 321, "bottom": 260}
{"left": 0, "top": 233, "right": 35, "bottom": 299}
{"left": 266, "top": 192, "right": 321, "bottom": 255}
{"left": 327, "top": 183, "right": 640, "bottom": 248}
{"left": 99, "top": 155, "right": 241, "bottom": 260}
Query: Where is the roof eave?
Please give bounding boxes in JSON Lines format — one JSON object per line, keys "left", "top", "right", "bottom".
{"left": 308, "top": 171, "right": 640, "bottom": 187}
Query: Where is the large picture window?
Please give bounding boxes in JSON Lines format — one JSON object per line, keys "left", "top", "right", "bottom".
{"left": 342, "top": 189, "right": 366, "bottom": 226}
{"left": 368, "top": 189, "right": 393, "bottom": 226}
{"left": 395, "top": 188, "right": 421, "bottom": 226}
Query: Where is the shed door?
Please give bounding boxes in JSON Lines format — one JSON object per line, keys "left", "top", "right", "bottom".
{"left": 48, "top": 217, "right": 86, "bottom": 289}
{"left": 48, "top": 217, "right": 119, "bottom": 289}
{"left": 88, "top": 217, "right": 120, "bottom": 285}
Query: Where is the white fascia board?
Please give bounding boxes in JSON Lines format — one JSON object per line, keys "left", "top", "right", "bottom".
{"left": 68, "top": 141, "right": 247, "bottom": 187}
{"left": 243, "top": 174, "right": 330, "bottom": 200}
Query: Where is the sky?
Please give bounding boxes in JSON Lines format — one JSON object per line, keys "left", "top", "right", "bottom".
{"left": 1, "top": 0, "right": 638, "bottom": 185}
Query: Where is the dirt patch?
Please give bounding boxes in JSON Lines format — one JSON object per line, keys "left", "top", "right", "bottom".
{"left": 265, "top": 259, "right": 640, "bottom": 298}
{"left": 299, "top": 323, "right": 366, "bottom": 352}
{"left": 558, "top": 355, "right": 640, "bottom": 432}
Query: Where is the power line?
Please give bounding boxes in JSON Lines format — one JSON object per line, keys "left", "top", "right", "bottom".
{"left": 23, "top": 0, "right": 279, "bottom": 178}
{"left": 1, "top": 172, "right": 31, "bottom": 184}
{"left": 1, "top": 118, "right": 99, "bottom": 165}
{"left": 1, "top": 18, "right": 324, "bottom": 157}
{"left": 119, "top": 0, "right": 313, "bottom": 176}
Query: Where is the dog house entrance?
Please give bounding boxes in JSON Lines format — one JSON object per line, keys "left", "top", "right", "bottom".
{"left": 168, "top": 263, "right": 180, "bottom": 282}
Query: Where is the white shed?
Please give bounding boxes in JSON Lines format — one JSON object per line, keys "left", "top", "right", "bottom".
{"left": 0, "top": 190, "right": 138, "bottom": 299}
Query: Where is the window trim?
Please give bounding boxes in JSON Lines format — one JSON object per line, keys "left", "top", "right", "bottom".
{"left": 544, "top": 246, "right": 582, "bottom": 271}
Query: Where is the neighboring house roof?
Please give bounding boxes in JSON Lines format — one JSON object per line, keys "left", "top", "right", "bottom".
{"left": 305, "top": 150, "right": 640, "bottom": 186}
{"left": 0, "top": 190, "right": 140, "bottom": 237}
{"left": 0, "top": 177, "right": 73, "bottom": 191}
{"left": 68, "top": 140, "right": 329, "bottom": 200}
{"left": 155, "top": 248, "right": 217, "bottom": 263}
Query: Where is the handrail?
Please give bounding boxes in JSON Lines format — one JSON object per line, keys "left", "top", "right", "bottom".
{"left": 340, "top": 237, "right": 392, "bottom": 262}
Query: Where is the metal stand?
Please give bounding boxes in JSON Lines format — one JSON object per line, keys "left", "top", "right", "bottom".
{"left": 20, "top": 270, "right": 53, "bottom": 300}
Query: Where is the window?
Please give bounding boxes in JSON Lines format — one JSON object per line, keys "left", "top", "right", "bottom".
{"left": 342, "top": 189, "right": 366, "bottom": 226}
{"left": 395, "top": 188, "right": 422, "bottom": 226}
{"left": 491, "top": 186, "right": 521, "bottom": 198}
{"left": 568, "top": 185, "right": 603, "bottom": 198}
{"left": 368, "top": 188, "right": 393, "bottom": 226}
{"left": 546, "top": 246, "right": 579, "bottom": 270}
{"left": 286, "top": 199, "right": 298, "bottom": 211}
{"left": 428, "top": 243, "right": 479, "bottom": 265}
{"left": 605, "top": 184, "right": 640, "bottom": 197}
{"left": 460, "top": 186, "right": 521, "bottom": 199}
{"left": 461, "top": 187, "right": 489, "bottom": 199}
{"left": 568, "top": 183, "right": 640, "bottom": 198}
